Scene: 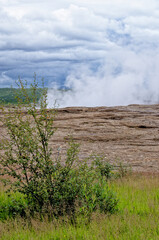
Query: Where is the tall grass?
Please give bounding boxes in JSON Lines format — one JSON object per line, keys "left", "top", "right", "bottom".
{"left": 112, "top": 175, "right": 159, "bottom": 216}
{"left": 0, "top": 175, "right": 159, "bottom": 240}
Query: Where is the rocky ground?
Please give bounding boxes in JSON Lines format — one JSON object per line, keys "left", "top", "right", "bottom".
{"left": 1, "top": 104, "right": 159, "bottom": 173}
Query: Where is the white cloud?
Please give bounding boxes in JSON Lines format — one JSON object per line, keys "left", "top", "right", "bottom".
{"left": 0, "top": 0, "right": 159, "bottom": 106}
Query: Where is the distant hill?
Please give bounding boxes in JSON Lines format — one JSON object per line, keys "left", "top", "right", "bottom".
{"left": 0, "top": 88, "right": 44, "bottom": 104}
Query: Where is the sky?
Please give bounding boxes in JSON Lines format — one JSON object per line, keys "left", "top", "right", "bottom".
{"left": 0, "top": 0, "right": 159, "bottom": 107}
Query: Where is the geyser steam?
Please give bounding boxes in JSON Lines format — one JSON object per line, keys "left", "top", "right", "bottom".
{"left": 47, "top": 49, "right": 159, "bottom": 108}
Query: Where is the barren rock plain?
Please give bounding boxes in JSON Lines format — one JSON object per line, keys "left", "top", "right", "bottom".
{"left": 1, "top": 104, "right": 159, "bottom": 173}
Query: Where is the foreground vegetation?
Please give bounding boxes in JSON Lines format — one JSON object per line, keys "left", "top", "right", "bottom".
{"left": 0, "top": 175, "right": 159, "bottom": 239}
{"left": 0, "top": 78, "right": 118, "bottom": 221}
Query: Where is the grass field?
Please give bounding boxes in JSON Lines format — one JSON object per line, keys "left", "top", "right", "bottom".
{"left": 0, "top": 175, "right": 159, "bottom": 240}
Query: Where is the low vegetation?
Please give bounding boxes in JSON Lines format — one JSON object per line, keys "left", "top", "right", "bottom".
{"left": 0, "top": 175, "right": 159, "bottom": 239}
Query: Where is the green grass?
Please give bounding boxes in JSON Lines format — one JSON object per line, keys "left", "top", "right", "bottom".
{"left": 0, "top": 175, "right": 159, "bottom": 239}
{"left": 112, "top": 175, "right": 159, "bottom": 215}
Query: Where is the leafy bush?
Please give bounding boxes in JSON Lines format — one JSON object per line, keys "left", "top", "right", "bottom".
{"left": 0, "top": 191, "right": 27, "bottom": 220}
{"left": 0, "top": 76, "right": 118, "bottom": 221}
{"left": 92, "top": 155, "right": 113, "bottom": 179}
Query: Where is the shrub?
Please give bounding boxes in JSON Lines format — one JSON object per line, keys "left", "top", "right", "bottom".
{"left": 92, "top": 155, "right": 113, "bottom": 179}
{"left": 0, "top": 191, "right": 27, "bottom": 220}
{"left": 0, "top": 76, "right": 118, "bottom": 221}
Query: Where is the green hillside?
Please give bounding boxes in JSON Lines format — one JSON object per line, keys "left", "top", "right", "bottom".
{"left": 0, "top": 88, "right": 44, "bottom": 104}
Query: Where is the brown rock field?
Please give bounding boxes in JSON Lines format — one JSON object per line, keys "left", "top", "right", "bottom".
{"left": 1, "top": 104, "right": 159, "bottom": 173}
